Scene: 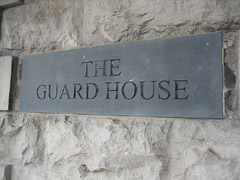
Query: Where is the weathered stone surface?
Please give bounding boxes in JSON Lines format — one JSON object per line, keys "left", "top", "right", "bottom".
{"left": 222, "top": 32, "right": 239, "bottom": 118}
{"left": 0, "top": 113, "right": 169, "bottom": 180}
{"left": 0, "top": 0, "right": 239, "bottom": 180}
{"left": 1, "top": 0, "right": 84, "bottom": 52}
{"left": 83, "top": 0, "right": 240, "bottom": 46}
{"left": 42, "top": 115, "right": 168, "bottom": 179}
{"left": 168, "top": 120, "right": 240, "bottom": 180}
{"left": 0, "top": 56, "right": 12, "bottom": 110}
{"left": 1, "top": 0, "right": 240, "bottom": 53}
{"left": 1, "top": 114, "right": 240, "bottom": 180}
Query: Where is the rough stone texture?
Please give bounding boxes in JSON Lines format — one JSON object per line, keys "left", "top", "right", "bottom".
{"left": 1, "top": 114, "right": 240, "bottom": 180}
{"left": 1, "top": 0, "right": 84, "bottom": 53}
{"left": 0, "top": 0, "right": 239, "bottom": 180}
{"left": 168, "top": 120, "right": 240, "bottom": 180}
{"left": 0, "top": 114, "right": 168, "bottom": 180}
{"left": 82, "top": 0, "right": 240, "bottom": 46}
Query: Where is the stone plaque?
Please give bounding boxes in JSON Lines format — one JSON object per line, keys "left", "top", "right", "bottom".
{"left": 20, "top": 33, "right": 222, "bottom": 118}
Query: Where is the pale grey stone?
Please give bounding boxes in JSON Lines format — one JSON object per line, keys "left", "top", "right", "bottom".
{"left": 0, "top": 113, "right": 240, "bottom": 180}
{"left": 222, "top": 32, "right": 239, "bottom": 118}
{"left": 0, "top": 0, "right": 239, "bottom": 180}
{"left": 0, "top": 113, "right": 168, "bottom": 180}
{"left": 82, "top": 0, "right": 240, "bottom": 46}
{"left": 0, "top": 56, "right": 12, "bottom": 110}
{"left": 0, "top": 0, "right": 84, "bottom": 52}
{"left": 43, "top": 115, "right": 166, "bottom": 179}
{"left": 168, "top": 120, "right": 240, "bottom": 180}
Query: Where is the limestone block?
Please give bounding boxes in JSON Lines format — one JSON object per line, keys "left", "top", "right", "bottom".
{"left": 1, "top": 0, "right": 84, "bottom": 51}
{"left": 0, "top": 56, "right": 12, "bottom": 110}
{"left": 0, "top": 113, "right": 169, "bottom": 180}
{"left": 43, "top": 115, "right": 167, "bottom": 179}
{"left": 168, "top": 120, "right": 240, "bottom": 180}
{"left": 0, "top": 0, "right": 23, "bottom": 9}
{"left": 82, "top": 0, "right": 240, "bottom": 46}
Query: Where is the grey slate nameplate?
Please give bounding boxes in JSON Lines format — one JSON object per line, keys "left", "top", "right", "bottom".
{"left": 20, "top": 33, "right": 223, "bottom": 119}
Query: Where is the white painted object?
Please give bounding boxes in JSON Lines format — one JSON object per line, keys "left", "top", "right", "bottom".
{"left": 0, "top": 56, "right": 12, "bottom": 110}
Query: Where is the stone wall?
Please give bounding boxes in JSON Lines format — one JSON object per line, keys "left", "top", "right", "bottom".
{"left": 0, "top": 0, "right": 240, "bottom": 179}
